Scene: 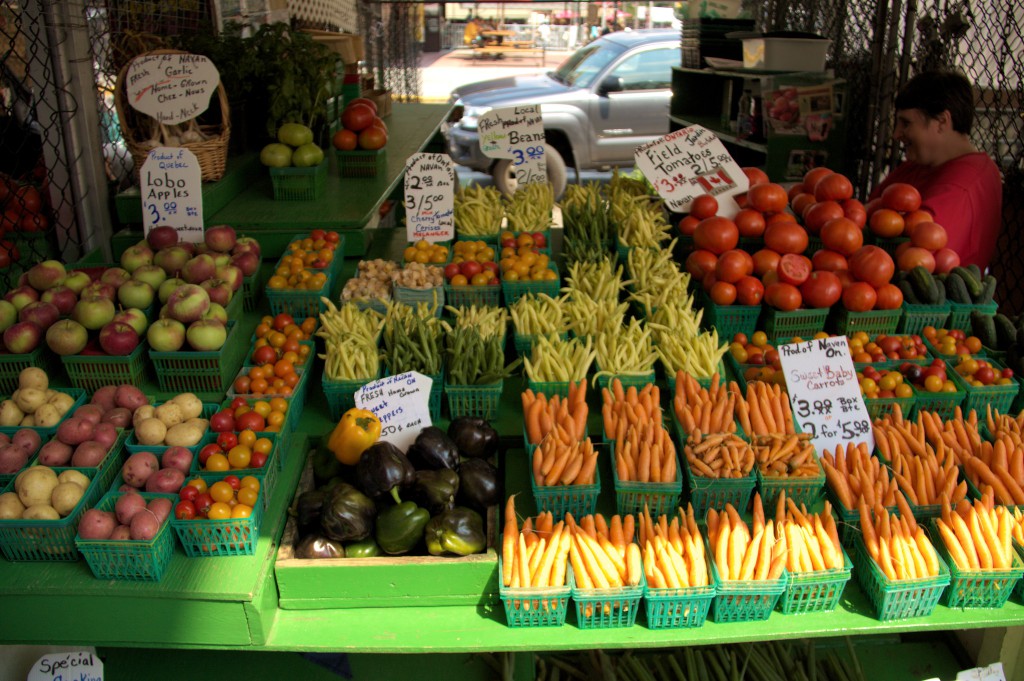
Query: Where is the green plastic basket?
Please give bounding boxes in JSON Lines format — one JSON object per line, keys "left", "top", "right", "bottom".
{"left": 864, "top": 393, "right": 918, "bottom": 421}
{"left": 702, "top": 302, "right": 762, "bottom": 341}
{"left": 445, "top": 380, "right": 503, "bottom": 420}
{"left": 501, "top": 264, "right": 560, "bottom": 305}
{"left": 125, "top": 403, "right": 219, "bottom": 457}
{"left": 0, "top": 388, "right": 86, "bottom": 441}
{"left": 930, "top": 520, "right": 1024, "bottom": 608}
{"left": 149, "top": 322, "right": 240, "bottom": 394}
{"left": 870, "top": 236, "right": 910, "bottom": 258}
{"left": 777, "top": 548, "right": 852, "bottom": 615}
{"left": 515, "top": 331, "right": 570, "bottom": 359}
{"left": 683, "top": 455, "right": 756, "bottom": 520}
{"left": 832, "top": 307, "right": 902, "bottom": 336}
{"left": 612, "top": 457, "right": 683, "bottom": 518}
{"left": 531, "top": 466, "right": 601, "bottom": 518}
{"left": 710, "top": 556, "right": 787, "bottom": 623}
{"left": 947, "top": 357, "right": 1021, "bottom": 417}
{"left": 497, "top": 558, "right": 571, "bottom": 627}
{"left": 241, "top": 268, "right": 266, "bottom": 313}
{"left": 443, "top": 282, "right": 501, "bottom": 308}
{"left": 170, "top": 476, "right": 264, "bottom": 557}
{"left": 912, "top": 385, "right": 966, "bottom": 421}
{"left": 825, "top": 486, "right": 897, "bottom": 548}
{"left": 393, "top": 285, "right": 444, "bottom": 317}
{"left": 269, "top": 160, "right": 327, "bottom": 200}
{"left": 525, "top": 378, "right": 576, "bottom": 400}
{"left": 570, "top": 569, "right": 645, "bottom": 629}
{"left": 75, "top": 491, "right": 177, "bottom": 581}
{"left": 1013, "top": 539, "right": 1024, "bottom": 601}
{"left": 899, "top": 302, "right": 950, "bottom": 335}
{"left": 643, "top": 552, "right": 716, "bottom": 629}
{"left": 336, "top": 148, "right": 386, "bottom": 178}
{"left": 596, "top": 370, "right": 657, "bottom": 393}
{"left": 265, "top": 276, "right": 333, "bottom": 319}
{"left": 191, "top": 432, "right": 280, "bottom": 507}
{"left": 756, "top": 456, "right": 826, "bottom": 510}
{"left": 0, "top": 346, "right": 55, "bottom": 394}
{"left": 61, "top": 342, "right": 148, "bottom": 392}
{"left": 322, "top": 371, "right": 381, "bottom": 421}
{"left": 0, "top": 465, "right": 102, "bottom": 561}
{"left": 947, "top": 301, "right": 998, "bottom": 333}
{"left": 852, "top": 534, "right": 950, "bottom": 621}
{"left": 763, "top": 307, "right": 830, "bottom": 340}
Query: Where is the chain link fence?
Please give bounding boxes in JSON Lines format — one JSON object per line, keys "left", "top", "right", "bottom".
{"left": 358, "top": 2, "right": 421, "bottom": 103}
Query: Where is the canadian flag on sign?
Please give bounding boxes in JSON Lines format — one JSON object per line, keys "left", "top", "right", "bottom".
{"left": 692, "top": 166, "right": 739, "bottom": 196}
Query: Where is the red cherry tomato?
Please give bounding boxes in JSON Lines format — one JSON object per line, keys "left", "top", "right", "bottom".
{"left": 217, "top": 432, "right": 239, "bottom": 450}
{"left": 174, "top": 500, "right": 196, "bottom": 520}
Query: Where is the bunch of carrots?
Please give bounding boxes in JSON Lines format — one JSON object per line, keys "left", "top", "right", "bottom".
{"left": 752, "top": 433, "right": 818, "bottom": 478}
{"left": 522, "top": 381, "right": 588, "bottom": 446}
{"left": 858, "top": 500, "right": 940, "bottom": 581}
{"left": 961, "top": 430, "right": 1024, "bottom": 506}
{"left": 567, "top": 512, "right": 644, "bottom": 591}
{"left": 935, "top": 495, "right": 1015, "bottom": 571}
{"left": 672, "top": 371, "right": 737, "bottom": 438}
{"left": 707, "top": 495, "right": 786, "bottom": 582}
{"left": 873, "top": 407, "right": 968, "bottom": 507}
{"left": 772, "top": 492, "right": 845, "bottom": 573}
{"left": 684, "top": 432, "right": 754, "bottom": 479}
{"left": 531, "top": 436, "right": 599, "bottom": 487}
{"left": 501, "top": 496, "right": 571, "bottom": 592}
{"left": 602, "top": 379, "right": 678, "bottom": 483}
{"left": 821, "top": 441, "right": 900, "bottom": 511}
{"left": 637, "top": 503, "right": 710, "bottom": 589}
{"left": 986, "top": 405, "right": 1024, "bottom": 438}
{"left": 917, "top": 406, "right": 982, "bottom": 463}
{"left": 733, "top": 381, "right": 796, "bottom": 438}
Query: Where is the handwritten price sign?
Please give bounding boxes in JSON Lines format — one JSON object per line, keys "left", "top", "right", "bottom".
{"left": 355, "top": 371, "right": 434, "bottom": 450}
{"left": 778, "top": 336, "right": 875, "bottom": 454}
{"left": 125, "top": 53, "right": 220, "bottom": 125}
{"left": 633, "top": 125, "right": 749, "bottom": 218}
{"left": 404, "top": 153, "right": 455, "bottom": 242}
{"left": 477, "top": 105, "right": 547, "bottom": 187}
{"left": 140, "top": 147, "right": 203, "bottom": 242}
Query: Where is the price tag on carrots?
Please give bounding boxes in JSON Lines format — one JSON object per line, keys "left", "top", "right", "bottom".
{"left": 404, "top": 153, "right": 455, "bottom": 242}
{"left": 355, "top": 371, "right": 433, "bottom": 450}
{"left": 28, "top": 651, "right": 103, "bottom": 681}
{"left": 778, "top": 336, "right": 874, "bottom": 454}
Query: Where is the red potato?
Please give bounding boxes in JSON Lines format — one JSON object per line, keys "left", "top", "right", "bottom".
{"left": 91, "top": 422, "right": 118, "bottom": 450}
{"left": 160, "top": 446, "right": 193, "bottom": 475}
{"left": 90, "top": 385, "right": 119, "bottom": 412}
{"left": 115, "top": 491, "right": 147, "bottom": 525}
{"left": 78, "top": 509, "right": 117, "bottom": 540}
{"left": 56, "top": 417, "right": 95, "bottom": 445}
{"left": 0, "top": 433, "right": 9, "bottom": 447}
{"left": 73, "top": 404, "right": 104, "bottom": 425}
{"left": 145, "top": 467, "right": 185, "bottom": 494}
{"left": 71, "top": 441, "right": 108, "bottom": 468}
{"left": 115, "top": 385, "right": 148, "bottom": 412}
{"left": 12, "top": 429, "right": 40, "bottom": 454}
{"left": 0, "top": 444, "right": 29, "bottom": 474}
{"left": 129, "top": 509, "right": 161, "bottom": 541}
{"left": 109, "top": 525, "right": 132, "bottom": 540}
{"left": 147, "top": 497, "right": 173, "bottom": 524}
{"left": 101, "top": 407, "right": 132, "bottom": 429}
{"left": 37, "top": 440, "right": 72, "bottom": 467}
{"left": 121, "top": 451, "right": 159, "bottom": 488}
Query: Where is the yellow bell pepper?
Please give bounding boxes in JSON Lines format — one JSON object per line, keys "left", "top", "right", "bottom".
{"left": 328, "top": 408, "right": 381, "bottom": 465}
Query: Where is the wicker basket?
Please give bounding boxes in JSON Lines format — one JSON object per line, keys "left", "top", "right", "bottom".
{"left": 115, "top": 49, "right": 230, "bottom": 182}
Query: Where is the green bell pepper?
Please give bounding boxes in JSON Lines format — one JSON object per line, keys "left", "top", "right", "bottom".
{"left": 345, "top": 538, "right": 382, "bottom": 558}
{"left": 375, "top": 501, "right": 430, "bottom": 555}
{"left": 425, "top": 506, "right": 486, "bottom": 556}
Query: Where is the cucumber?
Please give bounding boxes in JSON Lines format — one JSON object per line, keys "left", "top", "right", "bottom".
{"left": 934, "top": 280, "right": 946, "bottom": 304}
{"left": 910, "top": 266, "right": 939, "bottom": 304}
{"left": 978, "top": 275, "right": 997, "bottom": 304}
{"left": 972, "top": 311, "right": 998, "bottom": 349}
{"left": 951, "top": 266, "right": 983, "bottom": 299}
{"left": 898, "top": 279, "right": 920, "bottom": 304}
{"left": 945, "top": 272, "right": 972, "bottom": 304}
{"left": 994, "top": 313, "right": 1017, "bottom": 351}
{"left": 966, "top": 264, "right": 982, "bottom": 281}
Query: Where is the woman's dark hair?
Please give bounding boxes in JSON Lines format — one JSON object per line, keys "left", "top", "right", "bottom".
{"left": 894, "top": 71, "right": 975, "bottom": 134}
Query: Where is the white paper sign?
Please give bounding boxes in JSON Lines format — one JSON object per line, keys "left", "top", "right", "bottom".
{"left": 125, "top": 53, "right": 220, "bottom": 125}
{"left": 28, "top": 651, "right": 103, "bottom": 681}
{"left": 478, "top": 105, "right": 547, "bottom": 187}
{"left": 634, "top": 125, "right": 749, "bottom": 218}
{"left": 404, "top": 153, "right": 456, "bottom": 242}
{"left": 778, "top": 337, "right": 875, "bottom": 455}
{"left": 140, "top": 147, "right": 204, "bottom": 242}
{"left": 355, "top": 371, "right": 434, "bottom": 450}
{"left": 957, "top": 663, "right": 1006, "bottom": 681}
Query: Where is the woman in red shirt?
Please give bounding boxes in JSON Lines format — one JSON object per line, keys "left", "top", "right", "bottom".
{"left": 869, "top": 71, "right": 1003, "bottom": 269}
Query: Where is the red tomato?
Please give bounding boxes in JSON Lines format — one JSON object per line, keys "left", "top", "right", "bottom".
{"left": 19, "top": 213, "right": 47, "bottom": 232}
{"left": 347, "top": 97, "right": 378, "bottom": 114}
{"left": 444, "top": 263, "right": 461, "bottom": 280}
{"left": 778, "top": 253, "right": 812, "bottom": 286}
{"left": 800, "top": 271, "right": 843, "bottom": 308}
{"left": 765, "top": 282, "right": 802, "bottom": 311}
{"left": 252, "top": 344, "right": 277, "bottom": 366}
{"left": 803, "top": 168, "right": 834, "bottom": 194}
{"left": 235, "top": 410, "right": 266, "bottom": 432}
{"left": 742, "top": 167, "right": 770, "bottom": 186}
{"left": 210, "top": 409, "right": 236, "bottom": 432}
{"left": 894, "top": 240, "right": 912, "bottom": 259}
{"left": 842, "top": 282, "right": 878, "bottom": 312}
{"left": 702, "top": 270, "right": 717, "bottom": 292}
{"left": 690, "top": 194, "right": 719, "bottom": 220}
{"left": 358, "top": 127, "right": 387, "bottom": 151}
{"left": 178, "top": 486, "right": 199, "bottom": 502}
{"left": 762, "top": 268, "right": 780, "bottom": 287}
{"left": 678, "top": 215, "right": 700, "bottom": 236}
{"left": 874, "top": 283, "right": 904, "bottom": 309}
{"left": 217, "top": 432, "right": 238, "bottom": 450}
{"left": 811, "top": 249, "right": 849, "bottom": 272}
{"left": 693, "top": 217, "right": 739, "bottom": 255}
{"left": 841, "top": 199, "right": 867, "bottom": 229}
{"left": 788, "top": 183, "right": 807, "bottom": 201}
{"left": 933, "top": 248, "right": 961, "bottom": 274}
{"left": 0, "top": 250, "right": 9, "bottom": 269}
{"left": 897, "top": 246, "right": 937, "bottom": 273}
{"left": 802, "top": 200, "right": 844, "bottom": 235}
{"left": 341, "top": 102, "right": 376, "bottom": 131}
{"left": 482, "top": 261, "right": 500, "bottom": 276}
{"left": 835, "top": 269, "right": 856, "bottom": 290}
{"left": 13, "top": 185, "right": 41, "bottom": 214}
{"left": 903, "top": 209, "right": 934, "bottom": 232}
{"left": 765, "top": 212, "right": 797, "bottom": 225}
{"left": 174, "top": 500, "right": 196, "bottom": 520}
{"left": 710, "top": 281, "right": 737, "bottom": 305}
{"left": 909, "top": 221, "right": 948, "bottom": 250}
{"left": 716, "top": 249, "right": 752, "bottom": 284}
{"left": 199, "top": 443, "right": 223, "bottom": 466}
{"left": 869, "top": 209, "right": 905, "bottom": 238}
{"left": 880, "top": 183, "right": 922, "bottom": 213}
{"left": 735, "top": 276, "right": 765, "bottom": 306}
{"left": 460, "top": 260, "right": 483, "bottom": 277}
{"left": 820, "top": 217, "right": 864, "bottom": 256}
{"left": 734, "top": 209, "right": 766, "bottom": 238}
{"left": 685, "top": 249, "right": 719, "bottom": 280}
{"left": 370, "top": 117, "right": 388, "bottom": 134}
{"left": 230, "top": 397, "right": 248, "bottom": 410}
{"left": 814, "top": 173, "right": 854, "bottom": 202}
{"left": 746, "top": 183, "right": 788, "bottom": 213}
{"left": 790, "top": 192, "right": 816, "bottom": 219}
{"left": 848, "top": 246, "right": 896, "bottom": 287}
{"left": 764, "top": 222, "right": 809, "bottom": 255}
{"left": 752, "top": 249, "right": 781, "bottom": 277}
{"left": 332, "top": 128, "right": 358, "bottom": 151}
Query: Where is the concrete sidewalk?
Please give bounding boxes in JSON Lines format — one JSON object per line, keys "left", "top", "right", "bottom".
{"left": 419, "top": 48, "right": 569, "bottom": 103}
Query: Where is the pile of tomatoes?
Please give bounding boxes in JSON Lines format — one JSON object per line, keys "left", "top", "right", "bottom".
{"left": 403, "top": 239, "right": 449, "bottom": 264}
{"left": 858, "top": 366, "right": 914, "bottom": 400}
{"left": 210, "top": 396, "right": 290, "bottom": 435}
{"left": 865, "top": 184, "right": 959, "bottom": 274}
{"left": 174, "top": 475, "right": 261, "bottom": 521}
{"left": 284, "top": 230, "right": 341, "bottom": 270}
{"left": 849, "top": 332, "right": 929, "bottom": 363}
{"left": 898, "top": 359, "right": 957, "bottom": 393}
{"left": 444, "top": 241, "right": 499, "bottom": 287}
{"left": 953, "top": 356, "right": 1015, "bottom": 387}
{"left": 197, "top": 429, "right": 275, "bottom": 472}
{"left": 922, "top": 327, "right": 984, "bottom": 357}
{"left": 247, "top": 313, "right": 315, "bottom": 372}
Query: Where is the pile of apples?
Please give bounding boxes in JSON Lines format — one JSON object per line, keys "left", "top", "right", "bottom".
{"left": 332, "top": 98, "right": 387, "bottom": 152}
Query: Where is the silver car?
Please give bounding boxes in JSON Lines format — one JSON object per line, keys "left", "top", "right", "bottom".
{"left": 444, "top": 29, "right": 679, "bottom": 197}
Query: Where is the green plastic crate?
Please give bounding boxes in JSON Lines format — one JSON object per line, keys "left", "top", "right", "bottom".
{"left": 710, "top": 556, "right": 787, "bottom": 623}
{"left": 170, "top": 476, "right": 264, "bottom": 557}
{"left": 393, "top": 285, "right": 444, "bottom": 317}
{"left": 702, "top": 301, "right": 762, "bottom": 341}
{"left": 125, "top": 403, "right": 219, "bottom": 457}
{"left": 899, "top": 302, "right": 950, "bottom": 335}
{"left": 852, "top": 534, "right": 950, "bottom": 621}
{"left": 190, "top": 430, "right": 279, "bottom": 496}
{"left": 0, "top": 346, "right": 55, "bottom": 394}
{"left": 0, "top": 388, "right": 86, "bottom": 441}
{"left": 525, "top": 378, "right": 578, "bottom": 400}
{"left": 241, "top": 268, "right": 266, "bottom": 313}
{"left": 75, "top": 491, "right": 177, "bottom": 581}
{"left": 0, "top": 466, "right": 102, "bottom": 561}
{"left": 516, "top": 332, "right": 571, "bottom": 359}
{"left": 61, "top": 342, "right": 148, "bottom": 392}
{"left": 683, "top": 455, "right": 756, "bottom": 520}
{"left": 501, "top": 264, "right": 560, "bottom": 305}
{"left": 336, "top": 148, "right": 386, "bottom": 178}
{"left": 445, "top": 381, "right": 503, "bottom": 420}
{"left": 778, "top": 547, "right": 852, "bottom": 615}
{"left": 930, "top": 520, "right": 1023, "bottom": 608}
{"left": 825, "top": 486, "right": 898, "bottom": 548}
{"left": 864, "top": 393, "right": 917, "bottom": 421}
{"left": 947, "top": 357, "right": 1020, "bottom": 417}
{"left": 322, "top": 371, "right": 381, "bottom": 421}
{"left": 531, "top": 466, "right": 600, "bottom": 518}
{"left": 149, "top": 322, "right": 240, "bottom": 394}
{"left": 269, "top": 160, "right": 327, "bottom": 200}
{"left": 612, "top": 458, "right": 683, "bottom": 518}
{"left": 443, "top": 282, "right": 501, "bottom": 308}
{"left": 596, "top": 370, "right": 657, "bottom": 393}
{"left": 947, "top": 301, "right": 998, "bottom": 333}
{"left": 643, "top": 552, "right": 716, "bottom": 629}
{"left": 570, "top": 569, "right": 644, "bottom": 629}
{"left": 265, "top": 275, "right": 333, "bottom": 319}
{"left": 832, "top": 307, "right": 902, "bottom": 336}
{"left": 913, "top": 385, "right": 966, "bottom": 421}
{"left": 497, "top": 558, "right": 571, "bottom": 627}
{"left": 756, "top": 455, "right": 826, "bottom": 510}
{"left": 763, "top": 307, "right": 830, "bottom": 340}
